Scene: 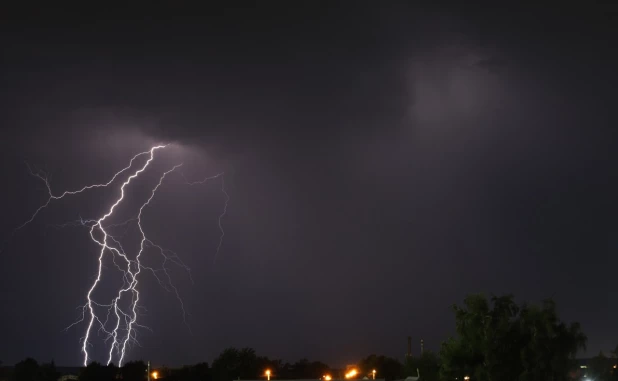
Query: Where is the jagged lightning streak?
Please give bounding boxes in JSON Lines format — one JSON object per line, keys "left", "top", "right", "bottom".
{"left": 82, "top": 145, "right": 167, "bottom": 366}
{"left": 215, "top": 179, "right": 229, "bottom": 263}
{"left": 14, "top": 144, "right": 228, "bottom": 366}
{"left": 117, "top": 164, "right": 183, "bottom": 364}
{"left": 182, "top": 172, "right": 229, "bottom": 262}
{"left": 14, "top": 149, "right": 156, "bottom": 234}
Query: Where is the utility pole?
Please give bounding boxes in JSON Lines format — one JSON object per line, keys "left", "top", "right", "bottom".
{"left": 147, "top": 361, "right": 151, "bottom": 381}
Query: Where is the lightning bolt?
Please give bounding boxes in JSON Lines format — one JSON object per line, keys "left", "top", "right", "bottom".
{"left": 14, "top": 149, "right": 154, "bottom": 234}
{"left": 215, "top": 179, "right": 229, "bottom": 263}
{"left": 182, "top": 172, "right": 229, "bottom": 262}
{"left": 14, "top": 144, "right": 228, "bottom": 366}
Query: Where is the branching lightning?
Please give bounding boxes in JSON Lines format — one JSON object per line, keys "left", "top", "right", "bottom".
{"left": 14, "top": 144, "right": 229, "bottom": 366}
{"left": 181, "top": 172, "right": 228, "bottom": 263}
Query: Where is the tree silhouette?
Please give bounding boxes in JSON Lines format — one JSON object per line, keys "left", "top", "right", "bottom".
{"left": 403, "top": 351, "right": 439, "bottom": 381}
{"left": 440, "top": 294, "right": 586, "bottom": 381}
{"left": 12, "top": 358, "right": 42, "bottom": 381}
{"left": 589, "top": 351, "right": 614, "bottom": 381}
{"left": 285, "top": 359, "right": 330, "bottom": 379}
{"left": 121, "top": 361, "right": 146, "bottom": 381}
{"left": 167, "top": 362, "right": 210, "bottom": 381}
{"left": 357, "top": 355, "right": 402, "bottom": 381}
{"left": 40, "top": 361, "right": 60, "bottom": 381}
{"left": 211, "top": 347, "right": 263, "bottom": 381}
{"left": 79, "top": 362, "right": 117, "bottom": 381}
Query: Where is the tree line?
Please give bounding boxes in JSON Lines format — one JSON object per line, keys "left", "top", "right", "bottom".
{"left": 4, "top": 294, "right": 617, "bottom": 381}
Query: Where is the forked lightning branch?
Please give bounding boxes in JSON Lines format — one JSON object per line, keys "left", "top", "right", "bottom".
{"left": 14, "top": 145, "right": 228, "bottom": 366}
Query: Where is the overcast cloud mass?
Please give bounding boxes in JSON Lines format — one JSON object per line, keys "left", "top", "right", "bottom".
{"left": 1, "top": 2, "right": 617, "bottom": 367}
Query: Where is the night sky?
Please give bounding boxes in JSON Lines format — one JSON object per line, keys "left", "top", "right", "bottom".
{"left": 1, "top": 2, "right": 617, "bottom": 368}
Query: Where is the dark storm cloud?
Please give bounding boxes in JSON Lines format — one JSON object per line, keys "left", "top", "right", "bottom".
{"left": 1, "top": 2, "right": 617, "bottom": 368}
{"left": 1, "top": 2, "right": 414, "bottom": 158}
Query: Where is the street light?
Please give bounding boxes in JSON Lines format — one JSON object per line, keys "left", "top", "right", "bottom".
{"left": 324, "top": 375, "right": 332, "bottom": 381}
{"left": 372, "top": 370, "right": 376, "bottom": 380}
{"left": 464, "top": 377, "right": 470, "bottom": 381}
{"left": 151, "top": 372, "right": 159, "bottom": 380}
{"left": 345, "top": 369, "right": 358, "bottom": 379}
{"left": 265, "top": 370, "right": 271, "bottom": 381}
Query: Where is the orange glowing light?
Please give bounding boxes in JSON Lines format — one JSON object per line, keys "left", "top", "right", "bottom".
{"left": 345, "top": 369, "right": 358, "bottom": 379}
{"left": 324, "top": 375, "right": 332, "bottom": 381}
{"left": 265, "top": 370, "right": 271, "bottom": 380}
{"left": 152, "top": 372, "right": 159, "bottom": 380}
